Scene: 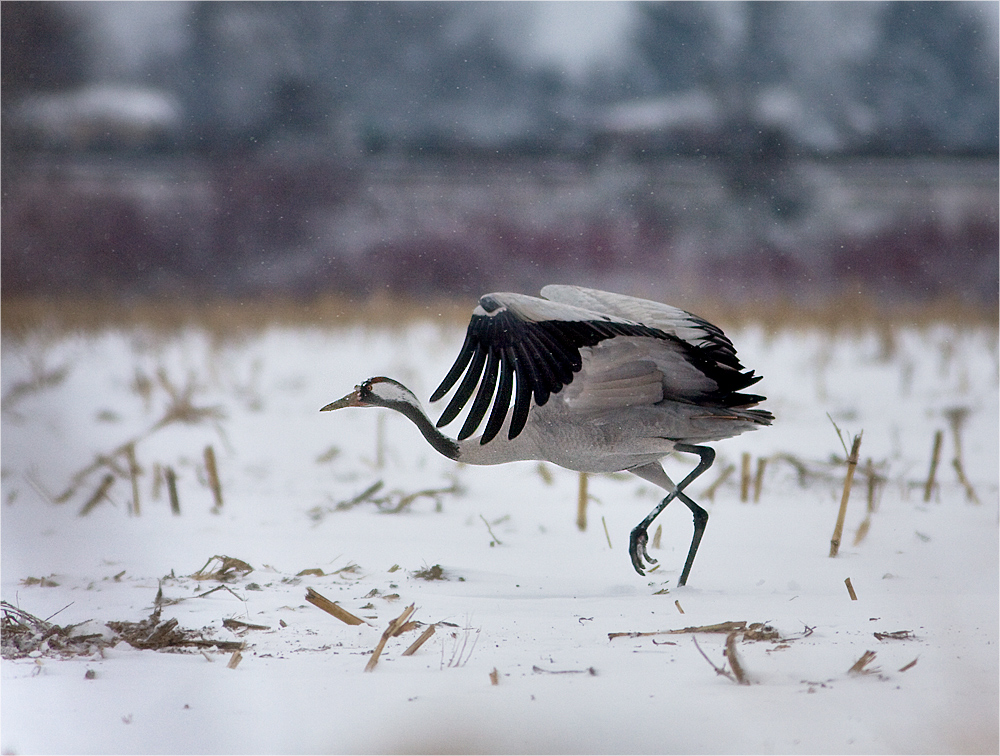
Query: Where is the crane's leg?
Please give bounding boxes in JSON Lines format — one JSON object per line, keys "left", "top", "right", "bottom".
{"left": 627, "top": 444, "right": 715, "bottom": 585}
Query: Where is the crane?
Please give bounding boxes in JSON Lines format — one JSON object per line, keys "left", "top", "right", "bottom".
{"left": 321, "top": 285, "right": 772, "bottom": 586}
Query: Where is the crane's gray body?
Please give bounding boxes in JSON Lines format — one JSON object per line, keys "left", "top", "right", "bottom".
{"left": 457, "top": 338, "right": 768, "bottom": 472}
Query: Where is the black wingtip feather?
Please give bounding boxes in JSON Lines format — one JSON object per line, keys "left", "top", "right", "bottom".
{"left": 459, "top": 347, "right": 499, "bottom": 441}
{"left": 481, "top": 347, "right": 514, "bottom": 444}
{"left": 436, "top": 343, "right": 487, "bottom": 428}
{"left": 431, "top": 329, "right": 476, "bottom": 403}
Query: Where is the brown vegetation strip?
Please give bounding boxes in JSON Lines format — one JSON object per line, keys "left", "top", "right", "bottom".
{"left": 3, "top": 292, "right": 995, "bottom": 342}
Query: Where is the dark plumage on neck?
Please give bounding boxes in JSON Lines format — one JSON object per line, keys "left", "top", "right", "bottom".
{"left": 321, "top": 377, "right": 460, "bottom": 461}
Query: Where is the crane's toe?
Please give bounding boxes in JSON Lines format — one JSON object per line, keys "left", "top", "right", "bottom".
{"left": 629, "top": 525, "right": 657, "bottom": 576}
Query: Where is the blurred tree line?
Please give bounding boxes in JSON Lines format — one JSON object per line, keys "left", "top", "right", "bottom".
{"left": 1, "top": 2, "right": 997, "bottom": 304}
{"left": 3, "top": 1, "right": 997, "bottom": 156}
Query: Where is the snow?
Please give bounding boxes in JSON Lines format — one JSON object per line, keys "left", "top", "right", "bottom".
{"left": 2, "top": 319, "right": 998, "bottom": 754}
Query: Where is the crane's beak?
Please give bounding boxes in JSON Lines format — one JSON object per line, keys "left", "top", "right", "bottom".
{"left": 320, "top": 390, "right": 360, "bottom": 412}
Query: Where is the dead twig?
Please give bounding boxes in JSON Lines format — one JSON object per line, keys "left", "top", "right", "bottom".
{"left": 532, "top": 665, "right": 597, "bottom": 676}
{"left": 401, "top": 624, "right": 436, "bottom": 656}
{"left": 577, "top": 472, "right": 588, "bottom": 531}
{"left": 334, "top": 480, "right": 384, "bottom": 511}
{"left": 830, "top": 432, "right": 863, "bottom": 557}
{"left": 702, "top": 463, "right": 734, "bottom": 501}
{"left": 752, "top": 457, "right": 768, "bottom": 502}
{"left": 226, "top": 647, "right": 243, "bottom": 669}
{"left": 365, "top": 603, "right": 417, "bottom": 672}
{"left": 165, "top": 467, "right": 180, "bottom": 516}
{"left": 305, "top": 587, "right": 365, "bottom": 626}
{"left": 609, "top": 620, "right": 748, "bottom": 640}
{"left": 601, "top": 516, "right": 613, "bottom": 549}
{"left": 204, "top": 445, "right": 223, "bottom": 512}
{"left": 874, "top": 630, "right": 914, "bottom": 641}
{"left": 844, "top": 577, "right": 858, "bottom": 600}
{"left": 952, "top": 458, "right": 981, "bottom": 504}
{"left": 847, "top": 650, "right": 879, "bottom": 675}
{"left": 691, "top": 636, "right": 735, "bottom": 682}
{"left": 222, "top": 619, "right": 270, "bottom": 632}
{"left": 923, "top": 430, "right": 943, "bottom": 502}
{"left": 125, "top": 443, "right": 141, "bottom": 516}
{"left": 725, "top": 631, "right": 750, "bottom": 684}
{"left": 480, "top": 515, "right": 503, "bottom": 546}
{"left": 740, "top": 452, "right": 751, "bottom": 502}
{"left": 193, "top": 584, "right": 245, "bottom": 601}
{"left": 79, "top": 474, "right": 115, "bottom": 516}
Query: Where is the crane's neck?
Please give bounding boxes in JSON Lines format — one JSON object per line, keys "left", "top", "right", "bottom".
{"left": 387, "top": 397, "right": 461, "bottom": 461}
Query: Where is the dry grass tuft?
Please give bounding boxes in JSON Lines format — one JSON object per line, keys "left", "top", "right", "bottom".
{"left": 1, "top": 363, "right": 69, "bottom": 417}
{"left": 191, "top": 555, "right": 254, "bottom": 582}
{"left": 1, "top": 601, "right": 108, "bottom": 659}
{"left": 311, "top": 480, "right": 459, "bottom": 521}
{"left": 108, "top": 605, "right": 242, "bottom": 653}
{"left": 412, "top": 564, "right": 447, "bottom": 581}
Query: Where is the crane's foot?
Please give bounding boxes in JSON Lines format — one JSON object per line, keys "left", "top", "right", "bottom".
{"left": 629, "top": 525, "right": 657, "bottom": 576}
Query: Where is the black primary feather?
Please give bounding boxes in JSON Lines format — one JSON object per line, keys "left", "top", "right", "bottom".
{"left": 432, "top": 305, "right": 668, "bottom": 444}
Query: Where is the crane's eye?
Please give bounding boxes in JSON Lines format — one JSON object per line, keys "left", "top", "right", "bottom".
{"left": 357, "top": 380, "right": 373, "bottom": 400}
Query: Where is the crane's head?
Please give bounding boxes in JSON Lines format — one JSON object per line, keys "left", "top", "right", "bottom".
{"left": 321, "top": 377, "right": 419, "bottom": 413}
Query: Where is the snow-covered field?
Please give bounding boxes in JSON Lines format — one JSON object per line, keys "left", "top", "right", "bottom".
{"left": 2, "top": 317, "right": 997, "bottom": 754}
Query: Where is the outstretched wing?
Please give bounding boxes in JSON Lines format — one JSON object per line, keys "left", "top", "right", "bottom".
{"left": 430, "top": 292, "right": 666, "bottom": 444}
{"left": 541, "top": 285, "right": 765, "bottom": 405}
